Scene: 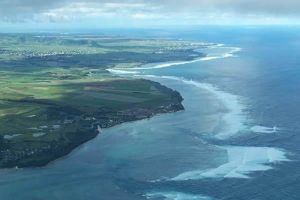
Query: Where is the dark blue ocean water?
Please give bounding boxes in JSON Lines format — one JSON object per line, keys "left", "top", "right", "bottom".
{"left": 0, "top": 27, "right": 299, "bottom": 200}
{"left": 136, "top": 27, "right": 300, "bottom": 200}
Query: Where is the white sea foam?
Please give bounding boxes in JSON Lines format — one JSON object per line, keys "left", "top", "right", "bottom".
{"left": 131, "top": 59, "right": 204, "bottom": 70}
{"left": 108, "top": 46, "right": 290, "bottom": 184}
{"left": 212, "top": 43, "right": 225, "bottom": 48}
{"left": 251, "top": 125, "right": 279, "bottom": 134}
{"left": 4, "top": 134, "right": 22, "bottom": 140}
{"left": 106, "top": 68, "right": 140, "bottom": 74}
{"left": 128, "top": 46, "right": 242, "bottom": 70}
{"left": 180, "top": 78, "right": 246, "bottom": 139}
{"left": 172, "top": 146, "right": 289, "bottom": 180}
{"left": 200, "top": 47, "right": 241, "bottom": 61}
{"left": 139, "top": 75, "right": 246, "bottom": 139}
{"left": 108, "top": 46, "right": 289, "bottom": 184}
{"left": 32, "top": 132, "right": 47, "bottom": 137}
{"left": 108, "top": 46, "right": 245, "bottom": 139}
{"left": 146, "top": 191, "right": 213, "bottom": 200}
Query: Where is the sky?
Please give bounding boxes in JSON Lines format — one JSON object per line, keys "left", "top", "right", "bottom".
{"left": 0, "top": 0, "right": 300, "bottom": 31}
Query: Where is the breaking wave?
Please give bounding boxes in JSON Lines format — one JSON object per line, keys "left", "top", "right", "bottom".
{"left": 172, "top": 146, "right": 289, "bottom": 180}
{"left": 107, "top": 44, "right": 290, "bottom": 183}
{"left": 146, "top": 191, "right": 214, "bottom": 200}
{"left": 139, "top": 75, "right": 246, "bottom": 139}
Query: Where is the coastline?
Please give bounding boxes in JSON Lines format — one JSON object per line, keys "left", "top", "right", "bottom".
{"left": 13, "top": 46, "right": 211, "bottom": 169}
{"left": 0, "top": 40, "right": 208, "bottom": 169}
{"left": 0, "top": 29, "right": 298, "bottom": 200}
{"left": 0, "top": 79, "right": 184, "bottom": 169}
{"left": 107, "top": 45, "right": 241, "bottom": 77}
{"left": 114, "top": 45, "right": 289, "bottom": 182}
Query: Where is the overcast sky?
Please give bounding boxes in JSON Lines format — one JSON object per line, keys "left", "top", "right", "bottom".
{"left": 0, "top": 0, "right": 299, "bottom": 29}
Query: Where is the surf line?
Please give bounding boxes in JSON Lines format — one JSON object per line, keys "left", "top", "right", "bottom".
{"left": 108, "top": 46, "right": 290, "bottom": 180}
{"left": 107, "top": 45, "right": 242, "bottom": 73}
{"left": 137, "top": 75, "right": 246, "bottom": 139}
{"left": 138, "top": 75, "right": 290, "bottom": 181}
{"left": 107, "top": 45, "right": 260, "bottom": 139}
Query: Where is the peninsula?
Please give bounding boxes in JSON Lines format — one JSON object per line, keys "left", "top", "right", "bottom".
{"left": 0, "top": 34, "right": 207, "bottom": 168}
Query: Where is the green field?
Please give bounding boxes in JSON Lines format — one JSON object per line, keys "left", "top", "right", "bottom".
{"left": 0, "top": 34, "right": 205, "bottom": 168}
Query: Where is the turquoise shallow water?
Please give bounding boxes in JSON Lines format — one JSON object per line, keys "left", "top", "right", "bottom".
{"left": 0, "top": 75, "right": 228, "bottom": 200}
{"left": 1, "top": 27, "right": 300, "bottom": 200}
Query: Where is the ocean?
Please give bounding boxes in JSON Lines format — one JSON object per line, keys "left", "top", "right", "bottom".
{"left": 0, "top": 26, "right": 299, "bottom": 200}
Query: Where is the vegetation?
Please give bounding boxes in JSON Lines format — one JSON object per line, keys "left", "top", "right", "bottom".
{"left": 0, "top": 34, "right": 206, "bottom": 168}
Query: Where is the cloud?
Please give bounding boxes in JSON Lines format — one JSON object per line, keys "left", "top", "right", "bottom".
{"left": 0, "top": 0, "right": 67, "bottom": 21}
{"left": 0, "top": 0, "right": 299, "bottom": 24}
{"left": 150, "top": 0, "right": 300, "bottom": 15}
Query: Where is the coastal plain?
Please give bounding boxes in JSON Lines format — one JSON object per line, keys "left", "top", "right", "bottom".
{"left": 0, "top": 34, "right": 207, "bottom": 168}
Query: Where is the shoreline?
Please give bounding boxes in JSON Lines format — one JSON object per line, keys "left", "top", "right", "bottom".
{"left": 107, "top": 45, "right": 241, "bottom": 74}
{"left": 121, "top": 47, "right": 289, "bottom": 181}
{"left": 0, "top": 79, "right": 184, "bottom": 169}
{"left": 0, "top": 44, "right": 274, "bottom": 171}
